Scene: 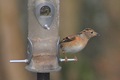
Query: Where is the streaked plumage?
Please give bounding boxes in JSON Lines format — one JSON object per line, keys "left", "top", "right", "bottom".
{"left": 60, "top": 28, "right": 99, "bottom": 61}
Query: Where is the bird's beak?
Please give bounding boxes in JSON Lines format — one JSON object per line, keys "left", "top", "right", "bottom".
{"left": 96, "top": 33, "right": 100, "bottom": 36}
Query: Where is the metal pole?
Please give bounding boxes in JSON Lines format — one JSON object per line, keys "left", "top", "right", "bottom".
{"left": 37, "top": 73, "right": 50, "bottom": 80}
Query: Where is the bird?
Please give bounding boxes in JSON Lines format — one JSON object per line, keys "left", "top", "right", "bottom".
{"left": 59, "top": 28, "right": 99, "bottom": 61}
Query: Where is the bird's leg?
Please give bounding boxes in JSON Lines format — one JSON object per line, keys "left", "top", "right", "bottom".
{"left": 62, "top": 50, "right": 68, "bottom": 62}
{"left": 74, "top": 56, "right": 78, "bottom": 61}
{"left": 65, "top": 56, "right": 68, "bottom": 62}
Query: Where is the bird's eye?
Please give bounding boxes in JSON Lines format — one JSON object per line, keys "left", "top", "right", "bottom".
{"left": 91, "top": 32, "right": 93, "bottom": 34}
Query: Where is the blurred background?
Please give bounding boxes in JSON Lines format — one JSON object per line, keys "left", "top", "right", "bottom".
{"left": 0, "top": 0, "right": 120, "bottom": 80}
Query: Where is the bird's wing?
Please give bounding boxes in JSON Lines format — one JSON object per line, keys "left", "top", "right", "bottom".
{"left": 60, "top": 35, "right": 75, "bottom": 43}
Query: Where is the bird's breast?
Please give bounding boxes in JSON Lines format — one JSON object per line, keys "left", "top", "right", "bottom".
{"left": 64, "top": 44, "right": 84, "bottom": 53}
{"left": 61, "top": 36, "right": 88, "bottom": 53}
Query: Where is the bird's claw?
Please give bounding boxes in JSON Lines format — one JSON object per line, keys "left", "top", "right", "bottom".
{"left": 65, "top": 56, "right": 68, "bottom": 62}
{"left": 65, "top": 56, "right": 78, "bottom": 62}
{"left": 74, "top": 56, "right": 78, "bottom": 61}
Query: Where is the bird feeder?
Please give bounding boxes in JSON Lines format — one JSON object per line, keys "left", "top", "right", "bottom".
{"left": 26, "top": 0, "right": 61, "bottom": 72}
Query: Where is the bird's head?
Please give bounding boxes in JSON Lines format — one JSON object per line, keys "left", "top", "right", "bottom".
{"left": 79, "top": 28, "right": 99, "bottom": 39}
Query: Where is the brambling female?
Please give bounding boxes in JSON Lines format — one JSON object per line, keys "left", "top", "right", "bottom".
{"left": 60, "top": 28, "right": 99, "bottom": 61}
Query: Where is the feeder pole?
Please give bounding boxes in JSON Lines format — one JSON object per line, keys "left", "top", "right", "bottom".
{"left": 37, "top": 73, "right": 50, "bottom": 80}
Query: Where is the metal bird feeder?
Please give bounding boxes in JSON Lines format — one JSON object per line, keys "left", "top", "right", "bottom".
{"left": 26, "top": 0, "right": 61, "bottom": 72}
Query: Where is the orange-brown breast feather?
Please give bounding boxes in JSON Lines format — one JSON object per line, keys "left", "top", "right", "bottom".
{"left": 66, "top": 36, "right": 83, "bottom": 46}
